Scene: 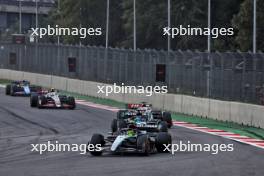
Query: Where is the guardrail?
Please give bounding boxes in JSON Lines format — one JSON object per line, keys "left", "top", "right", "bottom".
{"left": 0, "top": 69, "right": 263, "bottom": 129}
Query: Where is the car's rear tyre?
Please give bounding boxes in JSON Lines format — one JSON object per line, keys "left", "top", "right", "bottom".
{"left": 89, "top": 134, "right": 104, "bottom": 156}
{"left": 137, "top": 134, "right": 150, "bottom": 156}
{"left": 118, "top": 119, "right": 127, "bottom": 129}
{"left": 68, "top": 97, "right": 76, "bottom": 109}
{"left": 30, "top": 94, "right": 38, "bottom": 107}
{"left": 5, "top": 85, "right": 11, "bottom": 95}
{"left": 158, "top": 121, "right": 168, "bottom": 132}
{"left": 117, "top": 110, "right": 127, "bottom": 119}
{"left": 155, "top": 132, "right": 172, "bottom": 153}
{"left": 111, "top": 119, "right": 118, "bottom": 132}
{"left": 163, "top": 112, "right": 172, "bottom": 128}
{"left": 10, "top": 85, "right": 15, "bottom": 96}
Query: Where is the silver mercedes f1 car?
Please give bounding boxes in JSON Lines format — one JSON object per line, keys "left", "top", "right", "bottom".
{"left": 88, "top": 127, "right": 171, "bottom": 156}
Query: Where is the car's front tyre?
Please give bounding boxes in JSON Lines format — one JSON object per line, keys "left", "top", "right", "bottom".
{"left": 30, "top": 94, "right": 38, "bottom": 107}
{"left": 155, "top": 132, "right": 172, "bottom": 153}
{"left": 137, "top": 134, "right": 150, "bottom": 156}
{"left": 5, "top": 85, "right": 11, "bottom": 95}
{"left": 68, "top": 97, "right": 76, "bottom": 110}
{"left": 162, "top": 112, "right": 172, "bottom": 128}
{"left": 89, "top": 134, "right": 105, "bottom": 156}
{"left": 37, "top": 96, "right": 46, "bottom": 109}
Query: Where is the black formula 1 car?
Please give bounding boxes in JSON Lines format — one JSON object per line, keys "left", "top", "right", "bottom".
{"left": 111, "top": 103, "right": 173, "bottom": 133}
{"left": 89, "top": 127, "right": 172, "bottom": 156}
{"left": 30, "top": 91, "right": 76, "bottom": 109}
{"left": 126, "top": 103, "right": 173, "bottom": 128}
{"left": 5, "top": 80, "right": 42, "bottom": 96}
{"left": 111, "top": 110, "right": 169, "bottom": 133}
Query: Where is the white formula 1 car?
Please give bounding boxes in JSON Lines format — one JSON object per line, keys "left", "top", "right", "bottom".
{"left": 30, "top": 91, "right": 76, "bottom": 109}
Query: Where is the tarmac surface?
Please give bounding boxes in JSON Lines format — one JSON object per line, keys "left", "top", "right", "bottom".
{"left": 0, "top": 88, "right": 264, "bottom": 176}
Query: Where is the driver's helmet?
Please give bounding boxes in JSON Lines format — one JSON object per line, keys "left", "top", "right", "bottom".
{"left": 50, "top": 88, "right": 55, "bottom": 92}
{"left": 138, "top": 107, "right": 148, "bottom": 115}
{"left": 125, "top": 111, "right": 132, "bottom": 116}
{"left": 127, "top": 129, "right": 135, "bottom": 137}
{"left": 20, "top": 80, "right": 28, "bottom": 86}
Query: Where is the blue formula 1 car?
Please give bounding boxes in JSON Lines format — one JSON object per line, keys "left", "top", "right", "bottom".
{"left": 5, "top": 80, "right": 42, "bottom": 96}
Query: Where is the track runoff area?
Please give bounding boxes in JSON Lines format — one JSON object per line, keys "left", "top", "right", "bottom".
{"left": 0, "top": 86, "right": 264, "bottom": 176}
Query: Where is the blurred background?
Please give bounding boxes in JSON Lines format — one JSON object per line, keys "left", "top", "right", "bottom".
{"left": 0, "top": 0, "right": 264, "bottom": 105}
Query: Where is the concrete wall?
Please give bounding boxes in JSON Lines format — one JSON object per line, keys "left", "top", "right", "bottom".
{"left": 0, "top": 69, "right": 263, "bottom": 129}
{"left": 0, "top": 4, "right": 52, "bottom": 14}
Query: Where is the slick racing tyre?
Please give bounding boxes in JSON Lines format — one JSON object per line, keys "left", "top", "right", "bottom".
{"left": 118, "top": 119, "right": 127, "bottom": 129}
{"left": 5, "top": 85, "right": 11, "bottom": 95}
{"left": 89, "top": 134, "right": 105, "bottom": 156}
{"left": 116, "top": 110, "right": 127, "bottom": 119}
{"left": 68, "top": 97, "right": 76, "bottom": 110}
{"left": 111, "top": 119, "right": 118, "bottom": 133}
{"left": 158, "top": 121, "right": 168, "bottom": 132}
{"left": 155, "top": 132, "right": 172, "bottom": 153}
{"left": 162, "top": 112, "right": 172, "bottom": 128}
{"left": 37, "top": 95, "right": 47, "bottom": 108}
{"left": 30, "top": 94, "right": 38, "bottom": 107}
{"left": 10, "top": 85, "right": 15, "bottom": 96}
{"left": 137, "top": 134, "right": 150, "bottom": 156}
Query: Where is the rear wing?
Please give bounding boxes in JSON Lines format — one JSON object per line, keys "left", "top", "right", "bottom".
{"left": 11, "top": 80, "right": 30, "bottom": 85}
{"left": 126, "top": 103, "right": 152, "bottom": 109}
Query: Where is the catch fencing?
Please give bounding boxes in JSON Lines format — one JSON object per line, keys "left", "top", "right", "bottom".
{"left": 0, "top": 42, "right": 263, "bottom": 104}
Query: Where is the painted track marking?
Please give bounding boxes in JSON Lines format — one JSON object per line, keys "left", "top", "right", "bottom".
{"left": 75, "top": 99, "right": 264, "bottom": 150}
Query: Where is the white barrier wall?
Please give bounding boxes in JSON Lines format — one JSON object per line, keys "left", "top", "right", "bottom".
{"left": 0, "top": 69, "right": 263, "bottom": 128}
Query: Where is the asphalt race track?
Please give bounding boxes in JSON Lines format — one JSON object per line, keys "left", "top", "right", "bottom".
{"left": 0, "top": 88, "right": 264, "bottom": 176}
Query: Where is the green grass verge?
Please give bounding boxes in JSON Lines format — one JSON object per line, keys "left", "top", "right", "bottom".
{"left": 0, "top": 79, "right": 11, "bottom": 85}
{"left": 1, "top": 79, "right": 264, "bottom": 139}
{"left": 172, "top": 114, "right": 264, "bottom": 140}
